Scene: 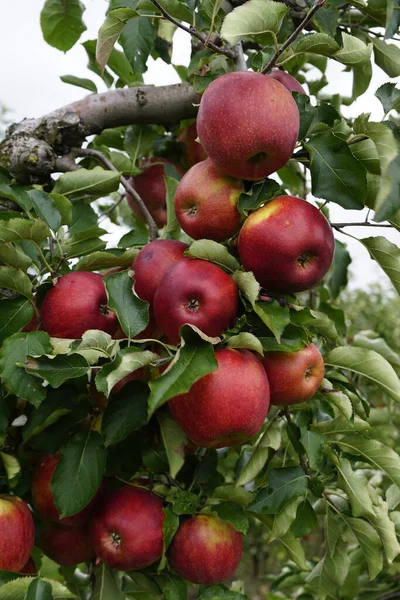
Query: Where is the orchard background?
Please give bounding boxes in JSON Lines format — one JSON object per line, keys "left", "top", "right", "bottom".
{"left": 1, "top": 0, "right": 400, "bottom": 598}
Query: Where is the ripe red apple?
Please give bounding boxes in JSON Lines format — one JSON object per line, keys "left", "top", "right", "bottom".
{"left": 238, "top": 196, "right": 335, "bottom": 293}
{"left": 262, "top": 344, "right": 324, "bottom": 405}
{"left": 178, "top": 122, "right": 207, "bottom": 169}
{"left": 169, "top": 348, "right": 270, "bottom": 448}
{"left": 41, "top": 272, "right": 119, "bottom": 339}
{"left": 197, "top": 72, "right": 299, "bottom": 180}
{"left": 90, "top": 486, "right": 164, "bottom": 570}
{"left": 169, "top": 515, "right": 243, "bottom": 584}
{"left": 269, "top": 69, "right": 306, "bottom": 94}
{"left": 39, "top": 522, "right": 95, "bottom": 566}
{"left": 0, "top": 495, "right": 35, "bottom": 572}
{"left": 174, "top": 159, "right": 243, "bottom": 242}
{"left": 32, "top": 454, "right": 102, "bottom": 526}
{"left": 19, "top": 557, "right": 37, "bottom": 574}
{"left": 153, "top": 259, "right": 239, "bottom": 344}
{"left": 132, "top": 239, "right": 189, "bottom": 304}
{"left": 127, "top": 157, "right": 183, "bottom": 228}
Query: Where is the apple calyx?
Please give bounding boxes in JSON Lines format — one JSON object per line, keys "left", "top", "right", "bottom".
{"left": 187, "top": 298, "right": 200, "bottom": 312}
{"left": 111, "top": 532, "right": 122, "bottom": 547}
{"left": 297, "top": 252, "right": 312, "bottom": 268}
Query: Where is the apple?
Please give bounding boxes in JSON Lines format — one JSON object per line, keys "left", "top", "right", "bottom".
{"left": 174, "top": 158, "right": 243, "bottom": 242}
{"left": 169, "top": 348, "right": 270, "bottom": 448}
{"left": 127, "top": 157, "right": 183, "bottom": 228}
{"left": 90, "top": 486, "right": 164, "bottom": 570}
{"left": 197, "top": 72, "right": 299, "bottom": 180}
{"left": 0, "top": 495, "right": 35, "bottom": 572}
{"left": 132, "top": 239, "right": 189, "bottom": 304}
{"left": 178, "top": 122, "right": 207, "bottom": 169}
{"left": 238, "top": 196, "right": 335, "bottom": 293}
{"left": 39, "top": 522, "right": 94, "bottom": 566}
{"left": 269, "top": 69, "right": 306, "bottom": 94}
{"left": 19, "top": 557, "right": 37, "bottom": 574}
{"left": 153, "top": 259, "right": 239, "bottom": 344}
{"left": 262, "top": 344, "right": 324, "bottom": 405}
{"left": 32, "top": 454, "right": 102, "bottom": 526}
{"left": 169, "top": 515, "right": 243, "bottom": 584}
{"left": 41, "top": 272, "right": 119, "bottom": 339}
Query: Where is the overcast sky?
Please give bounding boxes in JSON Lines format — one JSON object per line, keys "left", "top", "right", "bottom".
{"left": 1, "top": 0, "right": 399, "bottom": 291}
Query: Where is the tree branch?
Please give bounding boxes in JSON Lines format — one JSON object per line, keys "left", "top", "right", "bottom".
{"left": 331, "top": 222, "right": 394, "bottom": 230}
{"left": 261, "top": 0, "right": 326, "bottom": 74}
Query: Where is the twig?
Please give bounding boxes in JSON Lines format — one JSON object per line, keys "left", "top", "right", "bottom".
{"left": 234, "top": 41, "right": 248, "bottom": 71}
{"left": 100, "top": 192, "right": 126, "bottom": 218}
{"left": 73, "top": 148, "right": 158, "bottom": 241}
{"left": 331, "top": 222, "right": 394, "bottom": 230}
{"left": 261, "top": 0, "right": 327, "bottom": 74}
{"left": 341, "top": 23, "right": 400, "bottom": 41}
{"left": 55, "top": 154, "right": 79, "bottom": 172}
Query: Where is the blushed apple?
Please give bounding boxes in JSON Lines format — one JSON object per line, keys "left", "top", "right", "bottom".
{"left": 39, "top": 522, "right": 95, "bottom": 566}
{"left": 0, "top": 495, "right": 35, "bottom": 572}
{"left": 269, "top": 69, "right": 306, "bottom": 94}
{"left": 178, "top": 122, "right": 207, "bottom": 169}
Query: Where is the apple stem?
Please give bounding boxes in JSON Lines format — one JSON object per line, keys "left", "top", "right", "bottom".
{"left": 234, "top": 42, "right": 248, "bottom": 72}
{"left": 261, "top": 0, "right": 327, "bottom": 74}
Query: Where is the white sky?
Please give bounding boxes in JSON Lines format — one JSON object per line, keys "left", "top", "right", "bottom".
{"left": 0, "top": 0, "right": 399, "bottom": 291}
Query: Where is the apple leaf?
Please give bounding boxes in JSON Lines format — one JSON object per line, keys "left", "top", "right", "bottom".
{"left": 96, "top": 347, "right": 158, "bottom": 397}
{"left": 28, "top": 190, "right": 62, "bottom": 232}
{"left": 212, "top": 502, "right": 249, "bottom": 534}
{"left": 370, "top": 497, "right": 400, "bottom": 563}
{"left": 51, "top": 430, "right": 106, "bottom": 519}
{"left": 311, "top": 415, "right": 370, "bottom": 435}
{"left": 268, "top": 496, "right": 303, "bottom": 541}
{"left": 105, "top": 270, "right": 149, "bottom": 338}
{"left": 120, "top": 16, "right": 156, "bottom": 76}
{"left": 0, "top": 297, "right": 34, "bottom": 346}
{"left": 0, "top": 218, "right": 49, "bottom": 246}
{"left": 372, "top": 38, "right": 400, "bottom": 77}
{"left": 23, "top": 353, "right": 90, "bottom": 388}
{"left": 25, "top": 578, "right": 53, "bottom": 600}
{"left": 186, "top": 240, "right": 240, "bottom": 273}
{"left": 336, "top": 457, "right": 375, "bottom": 518}
{"left": 156, "top": 574, "right": 187, "bottom": 600}
{"left": 376, "top": 82, "right": 400, "bottom": 116}
{"left": 352, "top": 331, "right": 400, "bottom": 367}
{"left": 294, "top": 33, "right": 340, "bottom": 56}
{"left": 96, "top": 8, "right": 137, "bottom": 73}
{"left": 0, "top": 577, "right": 76, "bottom": 599}
{"left": 0, "top": 266, "right": 32, "bottom": 299}
{"left": 300, "top": 429, "right": 325, "bottom": 470}
{"left": 158, "top": 411, "right": 187, "bottom": 478}
{"left": 0, "top": 451, "right": 20, "bottom": 483}
{"left": 232, "top": 270, "right": 260, "bottom": 305}
{"left": 360, "top": 236, "right": 400, "bottom": 296}
{"left": 328, "top": 240, "right": 352, "bottom": 299}
{"left": 291, "top": 500, "right": 317, "bottom": 538}
{"left": 122, "top": 573, "right": 162, "bottom": 600}
{"left": 258, "top": 336, "right": 306, "bottom": 352}
{"left": 60, "top": 74, "right": 98, "bottom": 93}
{"left": 248, "top": 467, "right": 308, "bottom": 515}
{"left": 102, "top": 381, "right": 149, "bottom": 447}
{"left": 237, "top": 420, "right": 281, "bottom": 487}
{"left": 226, "top": 332, "right": 264, "bottom": 356}
{"left": 40, "top": 0, "right": 86, "bottom": 52}
{"left": 163, "top": 176, "right": 180, "bottom": 240}
{"left": 238, "top": 179, "right": 281, "bottom": 216}
{"left": 254, "top": 300, "right": 290, "bottom": 343}
{"left": 53, "top": 167, "right": 121, "bottom": 198}
{"left": 221, "top": 0, "right": 289, "bottom": 45}
{"left": 342, "top": 516, "right": 383, "bottom": 580}
{"left": 199, "top": 586, "right": 248, "bottom": 600}
{"left": 334, "top": 33, "right": 372, "bottom": 67}
{"left": 92, "top": 564, "right": 126, "bottom": 600}
{"left": 76, "top": 248, "right": 138, "bottom": 271}
{"left": 305, "top": 540, "right": 350, "bottom": 595}
{"left": 70, "top": 330, "right": 120, "bottom": 365}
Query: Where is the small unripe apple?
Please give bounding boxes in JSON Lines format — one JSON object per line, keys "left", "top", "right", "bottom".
{"left": 238, "top": 196, "right": 335, "bottom": 293}
{"left": 41, "top": 272, "right": 119, "bottom": 339}
{"left": 132, "top": 239, "right": 188, "bottom": 304}
{"left": 269, "top": 69, "right": 306, "bottom": 94}
{"left": 39, "top": 522, "right": 95, "bottom": 566}
{"left": 169, "top": 348, "right": 270, "bottom": 447}
{"left": 0, "top": 495, "right": 35, "bottom": 572}
{"left": 90, "top": 486, "right": 164, "bottom": 571}
{"left": 169, "top": 515, "right": 243, "bottom": 584}
{"left": 197, "top": 71, "right": 299, "bottom": 180}
{"left": 178, "top": 122, "right": 207, "bottom": 169}
{"left": 262, "top": 344, "right": 325, "bottom": 405}
{"left": 153, "top": 259, "right": 239, "bottom": 344}
{"left": 174, "top": 159, "right": 243, "bottom": 242}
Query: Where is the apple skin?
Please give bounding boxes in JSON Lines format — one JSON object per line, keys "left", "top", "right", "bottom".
{"left": 178, "top": 122, "right": 207, "bottom": 169}
{"left": 32, "top": 454, "right": 102, "bottom": 526}
{"left": 269, "top": 69, "right": 306, "bottom": 94}
{"left": 0, "top": 495, "right": 35, "bottom": 572}
{"left": 169, "top": 348, "right": 270, "bottom": 448}
{"left": 41, "top": 272, "right": 119, "bottom": 339}
{"left": 132, "top": 239, "right": 189, "bottom": 304}
{"left": 262, "top": 344, "right": 324, "bottom": 405}
{"left": 90, "top": 486, "right": 164, "bottom": 571}
{"left": 127, "top": 157, "right": 183, "bottom": 228}
{"left": 174, "top": 159, "right": 244, "bottom": 242}
{"left": 153, "top": 259, "right": 239, "bottom": 344}
{"left": 169, "top": 515, "right": 243, "bottom": 584}
{"left": 238, "top": 196, "right": 335, "bottom": 293}
{"left": 39, "top": 522, "right": 95, "bottom": 566}
{"left": 197, "top": 72, "right": 299, "bottom": 180}
{"left": 19, "top": 557, "right": 37, "bottom": 574}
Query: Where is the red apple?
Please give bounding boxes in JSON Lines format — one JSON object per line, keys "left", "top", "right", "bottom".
{"left": 269, "top": 69, "right": 306, "bottom": 94}
{"left": 262, "top": 344, "right": 324, "bottom": 405}
{"left": 90, "top": 486, "right": 164, "bottom": 570}
{"left": 19, "top": 557, "right": 37, "bottom": 574}
{"left": 41, "top": 272, "right": 119, "bottom": 339}
{"left": 174, "top": 159, "right": 243, "bottom": 242}
{"left": 238, "top": 196, "right": 335, "bottom": 293}
{"left": 179, "top": 122, "right": 207, "bottom": 169}
{"left": 22, "top": 312, "right": 39, "bottom": 332}
{"left": 127, "top": 157, "right": 183, "bottom": 228}
{"left": 169, "top": 515, "right": 243, "bottom": 584}
{"left": 39, "top": 522, "right": 94, "bottom": 566}
{"left": 197, "top": 72, "right": 299, "bottom": 180}
{"left": 32, "top": 454, "right": 102, "bottom": 526}
{"left": 0, "top": 495, "right": 35, "bottom": 572}
{"left": 132, "top": 239, "right": 189, "bottom": 304}
{"left": 153, "top": 259, "right": 239, "bottom": 344}
{"left": 169, "top": 348, "right": 270, "bottom": 448}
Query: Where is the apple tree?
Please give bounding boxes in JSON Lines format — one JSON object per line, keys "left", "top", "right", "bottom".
{"left": 1, "top": 0, "right": 400, "bottom": 598}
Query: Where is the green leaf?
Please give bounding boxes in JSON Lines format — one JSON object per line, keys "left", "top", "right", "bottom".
{"left": 363, "top": 235, "right": 400, "bottom": 294}
{"left": 376, "top": 82, "right": 400, "bottom": 115}
{"left": 96, "top": 8, "right": 136, "bottom": 72}
{"left": 92, "top": 564, "right": 125, "bottom": 600}
{"left": 163, "top": 176, "right": 181, "bottom": 240}
{"left": 40, "top": 0, "right": 86, "bottom": 52}
{"left": 199, "top": 586, "right": 247, "bottom": 600}
{"left": 312, "top": 415, "right": 370, "bottom": 435}
{"left": 51, "top": 430, "right": 106, "bottom": 519}
{"left": 226, "top": 332, "right": 264, "bottom": 356}
{"left": 53, "top": 167, "right": 120, "bottom": 198}
{"left": 352, "top": 61, "right": 373, "bottom": 101}
{"left": 158, "top": 411, "right": 187, "bottom": 478}
{"left": 221, "top": 0, "right": 289, "bottom": 45}
{"left": 294, "top": 32, "right": 340, "bottom": 55}
{"left": 334, "top": 33, "right": 372, "bottom": 67}
{"left": 0, "top": 332, "right": 52, "bottom": 406}
{"left": 0, "top": 297, "right": 34, "bottom": 346}
{"left": 269, "top": 496, "right": 303, "bottom": 541}
{"left": 120, "top": 16, "right": 156, "bottom": 75}
{"left": 370, "top": 496, "right": 400, "bottom": 563}
{"left": 305, "top": 540, "right": 350, "bottom": 597}
{"left": 25, "top": 578, "right": 53, "bottom": 600}
{"left": 76, "top": 248, "right": 138, "bottom": 271}
{"left": 291, "top": 500, "right": 317, "bottom": 538}
{"left": 232, "top": 270, "right": 260, "bottom": 305}
{"left": 352, "top": 330, "right": 400, "bottom": 367}
{"left": 236, "top": 420, "right": 281, "bottom": 486}
{"left": 372, "top": 37, "right": 400, "bottom": 77}
{"left": 213, "top": 502, "right": 249, "bottom": 534}
{"left": 123, "top": 573, "right": 162, "bottom": 600}
{"left": 305, "top": 132, "right": 366, "bottom": 209}
{"left": 252, "top": 513, "right": 309, "bottom": 570}
{"left": 0, "top": 244, "right": 32, "bottom": 270}
{"left": 0, "top": 218, "right": 49, "bottom": 245}
{"left": 72, "top": 330, "right": 119, "bottom": 365}
{"left": 60, "top": 74, "right": 98, "bottom": 92}
{"left": 104, "top": 270, "right": 149, "bottom": 338}
{"left": 186, "top": 240, "right": 240, "bottom": 273}
{"left": 0, "top": 452, "right": 20, "bottom": 483}
{"left": 96, "top": 347, "right": 158, "bottom": 397}
{"left": 249, "top": 467, "right": 308, "bottom": 515}
{"left": 313, "top": 4, "right": 339, "bottom": 37}
{"left": 337, "top": 457, "right": 375, "bottom": 518}
{"left": 69, "top": 202, "right": 98, "bottom": 234}
{"left": 254, "top": 300, "right": 290, "bottom": 343}
{"left": 148, "top": 328, "right": 218, "bottom": 417}
{"left": 0, "top": 577, "right": 76, "bottom": 599}
{"left": 328, "top": 240, "right": 351, "bottom": 299}
{"left": 342, "top": 516, "right": 383, "bottom": 580}
{"left": 300, "top": 429, "right": 325, "bottom": 470}
{"left": 102, "top": 381, "right": 149, "bottom": 447}
{"left": 124, "top": 125, "right": 158, "bottom": 162}
{"left": 28, "top": 190, "right": 62, "bottom": 232}
{"left": 156, "top": 574, "right": 186, "bottom": 600}
{"left": 238, "top": 179, "right": 281, "bottom": 216}
{"left": 324, "top": 346, "right": 400, "bottom": 403}
{"left": 24, "top": 354, "right": 89, "bottom": 388}
{"left": 0, "top": 266, "right": 32, "bottom": 299}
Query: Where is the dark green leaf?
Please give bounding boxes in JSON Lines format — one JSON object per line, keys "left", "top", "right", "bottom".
{"left": 60, "top": 74, "right": 98, "bottom": 92}
{"left": 213, "top": 502, "right": 249, "bottom": 534}
{"left": 156, "top": 574, "right": 187, "bottom": 600}
{"left": 291, "top": 500, "right": 317, "bottom": 538}
{"left": 24, "top": 354, "right": 89, "bottom": 388}
{"left": 92, "top": 564, "right": 125, "bottom": 600}
{"left": 376, "top": 82, "right": 400, "bottom": 115}
{"left": 199, "top": 586, "right": 247, "bottom": 600}
{"left": 249, "top": 467, "right": 308, "bottom": 514}
{"left": 24, "top": 578, "right": 53, "bottom": 600}
{"left": 104, "top": 270, "right": 149, "bottom": 338}
{"left": 300, "top": 428, "right": 325, "bottom": 470}
{"left": 40, "top": 0, "right": 86, "bottom": 51}
{"left": 313, "top": 4, "right": 339, "bottom": 37}
{"left": 238, "top": 180, "right": 281, "bottom": 216}
{"left": 53, "top": 167, "right": 120, "bottom": 198}
{"left": 102, "top": 381, "right": 149, "bottom": 446}
{"left": 254, "top": 299, "right": 290, "bottom": 343}
{"left": 96, "top": 347, "right": 158, "bottom": 397}
{"left": 372, "top": 38, "right": 400, "bottom": 77}
{"left": 0, "top": 266, "right": 32, "bottom": 299}
{"left": 0, "top": 218, "right": 49, "bottom": 245}
{"left": 120, "top": 17, "right": 156, "bottom": 75}
{"left": 328, "top": 240, "right": 351, "bottom": 299}
{"left": 158, "top": 411, "right": 187, "bottom": 478}
{"left": 0, "top": 297, "right": 34, "bottom": 346}
{"left": 167, "top": 490, "right": 201, "bottom": 515}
